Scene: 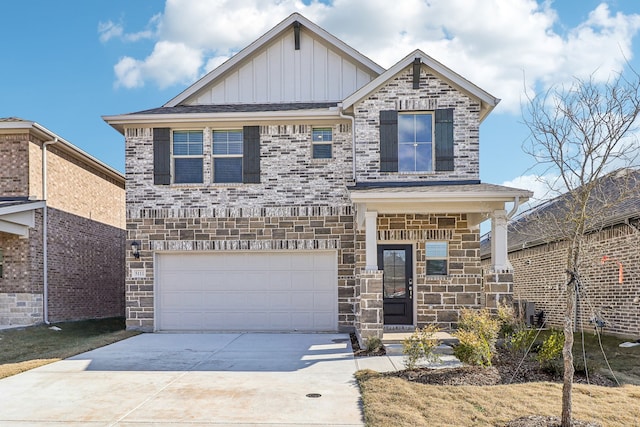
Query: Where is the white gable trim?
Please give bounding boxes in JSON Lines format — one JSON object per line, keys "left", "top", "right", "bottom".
{"left": 0, "top": 201, "right": 45, "bottom": 238}
{"left": 342, "top": 49, "right": 500, "bottom": 122}
{"left": 164, "top": 13, "right": 385, "bottom": 108}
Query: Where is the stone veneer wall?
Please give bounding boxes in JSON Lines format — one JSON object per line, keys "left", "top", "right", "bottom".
{"left": 504, "top": 222, "right": 640, "bottom": 338}
{"left": 356, "top": 213, "right": 484, "bottom": 333}
{"left": 353, "top": 64, "right": 481, "bottom": 183}
{"left": 126, "top": 206, "right": 356, "bottom": 331}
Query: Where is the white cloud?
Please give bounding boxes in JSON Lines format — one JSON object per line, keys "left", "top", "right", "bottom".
{"left": 114, "top": 57, "right": 143, "bottom": 88}
{"left": 98, "top": 20, "right": 124, "bottom": 43}
{"left": 108, "top": 0, "right": 640, "bottom": 112}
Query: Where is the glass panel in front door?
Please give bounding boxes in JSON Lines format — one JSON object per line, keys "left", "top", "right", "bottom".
{"left": 382, "top": 249, "right": 406, "bottom": 298}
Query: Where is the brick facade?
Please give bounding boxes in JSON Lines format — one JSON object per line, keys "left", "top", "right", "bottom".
{"left": 0, "top": 124, "right": 125, "bottom": 326}
{"left": 354, "top": 65, "right": 480, "bottom": 183}
{"left": 503, "top": 222, "right": 640, "bottom": 338}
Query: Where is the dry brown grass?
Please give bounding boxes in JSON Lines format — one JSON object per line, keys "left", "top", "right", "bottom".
{"left": 357, "top": 371, "right": 640, "bottom": 427}
{"left": 0, "top": 318, "right": 139, "bottom": 379}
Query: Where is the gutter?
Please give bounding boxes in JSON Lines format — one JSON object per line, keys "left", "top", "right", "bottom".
{"left": 42, "top": 138, "right": 58, "bottom": 325}
{"left": 338, "top": 103, "right": 356, "bottom": 182}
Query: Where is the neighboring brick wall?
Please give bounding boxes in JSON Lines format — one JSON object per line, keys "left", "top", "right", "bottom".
{"left": 46, "top": 207, "right": 125, "bottom": 322}
{"left": 0, "top": 133, "right": 29, "bottom": 197}
{"left": 28, "top": 137, "right": 125, "bottom": 229}
{"left": 504, "top": 223, "right": 640, "bottom": 337}
{"left": 126, "top": 206, "right": 355, "bottom": 331}
{"left": 354, "top": 64, "right": 481, "bottom": 183}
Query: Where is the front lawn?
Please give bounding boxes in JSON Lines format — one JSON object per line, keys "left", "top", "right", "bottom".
{"left": 357, "top": 330, "right": 640, "bottom": 426}
{"left": 0, "top": 317, "right": 139, "bottom": 379}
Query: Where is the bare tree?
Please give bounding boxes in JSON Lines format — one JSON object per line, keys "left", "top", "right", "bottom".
{"left": 521, "top": 68, "right": 640, "bottom": 427}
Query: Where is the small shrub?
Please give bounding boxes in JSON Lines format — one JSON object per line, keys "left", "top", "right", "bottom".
{"left": 508, "top": 328, "right": 537, "bottom": 354}
{"left": 453, "top": 309, "right": 501, "bottom": 367}
{"left": 364, "top": 336, "right": 384, "bottom": 354}
{"left": 402, "top": 325, "right": 441, "bottom": 369}
{"left": 537, "top": 329, "right": 564, "bottom": 373}
{"left": 454, "top": 329, "right": 494, "bottom": 366}
{"left": 497, "top": 302, "right": 519, "bottom": 337}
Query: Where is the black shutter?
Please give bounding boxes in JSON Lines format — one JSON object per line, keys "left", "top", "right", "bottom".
{"left": 435, "top": 109, "right": 454, "bottom": 171}
{"left": 153, "top": 128, "right": 171, "bottom": 185}
{"left": 243, "top": 126, "right": 260, "bottom": 183}
{"left": 379, "top": 110, "right": 398, "bottom": 172}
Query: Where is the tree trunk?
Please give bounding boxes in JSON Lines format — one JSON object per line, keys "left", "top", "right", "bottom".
{"left": 561, "top": 275, "right": 575, "bottom": 427}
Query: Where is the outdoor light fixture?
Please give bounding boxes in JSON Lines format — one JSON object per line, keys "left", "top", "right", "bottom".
{"left": 131, "top": 241, "right": 140, "bottom": 259}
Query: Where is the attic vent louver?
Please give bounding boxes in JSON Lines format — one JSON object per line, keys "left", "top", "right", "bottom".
{"left": 413, "top": 58, "right": 421, "bottom": 89}
{"left": 294, "top": 21, "right": 301, "bottom": 50}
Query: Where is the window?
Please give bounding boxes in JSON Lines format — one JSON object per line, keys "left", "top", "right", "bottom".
{"left": 212, "top": 130, "right": 243, "bottom": 183}
{"left": 173, "top": 131, "right": 203, "bottom": 183}
{"left": 425, "top": 241, "right": 448, "bottom": 275}
{"left": 312, "top": 127, "right": 332, "bottom": 159}
{"left": 398, "top": 113, "right": 433, "bottom": 172}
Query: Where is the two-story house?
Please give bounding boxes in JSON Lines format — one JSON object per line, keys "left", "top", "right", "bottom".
{"left": 104, "top": 13, "right": 531, "bottom": 342}
{"left": 0, "top": 118, "right": 125, "bottom": 326}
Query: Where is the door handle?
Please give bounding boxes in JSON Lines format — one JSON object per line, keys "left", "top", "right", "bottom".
{"left": 408, "top": 278, "right": 413, "bottom": 299}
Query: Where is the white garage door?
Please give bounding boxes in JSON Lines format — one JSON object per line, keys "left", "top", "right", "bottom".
{"left": 155, "top": 251, "right": 338, "bottom": 332}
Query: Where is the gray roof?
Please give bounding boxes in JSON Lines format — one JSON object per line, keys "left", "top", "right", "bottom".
{"left": 131, "top": 102, "right": 338, "bottom": 115}
{"left": 481, "top": 168, "right": 640, "bottom": 256}
{"left": 349, "top": 181, "right": 531, "bottom": 195}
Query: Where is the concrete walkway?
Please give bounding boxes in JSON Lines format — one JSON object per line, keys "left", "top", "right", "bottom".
{"left": 0, "top": 333, "right": 364, "bottom": 426}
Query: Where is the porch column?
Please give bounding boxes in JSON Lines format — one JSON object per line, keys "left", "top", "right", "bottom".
{"left": 365, "top": 210, "right": 378, "bottom": 270}
{"left": 491, "top": 209, "right": 511, "bottom": 271}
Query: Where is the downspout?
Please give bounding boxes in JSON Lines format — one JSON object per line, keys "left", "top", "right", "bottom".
{"left": 42, "top": 138, "right": 58, "bottom": 324}
{"left": 338, "top": 103, "right": 356, "bottom": 182}
{"left": 507, "top": 196, "right": 521, "bottom": 219}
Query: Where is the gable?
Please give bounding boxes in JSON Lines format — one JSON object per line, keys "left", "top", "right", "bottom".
{"left": 168, "top": 13, "right": 383, "bottom": 107}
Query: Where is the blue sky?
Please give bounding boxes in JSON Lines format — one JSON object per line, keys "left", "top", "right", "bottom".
{"left": 2, "top": 0, "right": 639, "bottom": 205}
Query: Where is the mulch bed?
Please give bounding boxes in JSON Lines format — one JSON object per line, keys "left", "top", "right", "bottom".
{"left": 349, "top": 332, "right": 386, "bottom": 357}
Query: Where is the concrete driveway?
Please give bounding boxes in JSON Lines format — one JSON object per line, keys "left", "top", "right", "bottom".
{"left": 0, "top": 333, "right": 364, "bottom": 426}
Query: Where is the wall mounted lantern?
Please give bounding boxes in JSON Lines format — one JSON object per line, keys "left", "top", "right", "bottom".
{"left": 131, "top": 241, "right": 140, "bottom": 259}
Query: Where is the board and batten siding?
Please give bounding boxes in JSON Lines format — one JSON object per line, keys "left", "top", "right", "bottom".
{"left": 186, "top": 28, "right": 377, "bottom": 105}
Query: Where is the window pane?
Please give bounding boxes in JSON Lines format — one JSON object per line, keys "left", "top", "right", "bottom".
{"left": 174, "top": 158, "right": 203, "bottom": 183}
{"left": 213, "top": 130, "right": 243, "bottom": 155}
{"left": 398, "top": 143, "right": 415, "bottom": 172}
{"left": 214, "top": 157, "right": 242, "bottom": 183}
{"left": 398, "top": 115, "right": 414, "bottom": 143}
{"left": 426, "top": 260, "right": 447, "bottom": 275}
{"left": 415, "top": 143, "right": 433, "bottom": 172}
{"left": 426, "top": 242, "right": 448, "bottom": 257}
{"left": 173, "top": 131, "right": 203, "bottom": 155}
{"left": 414, "top": 114, "right": 432, "bottom": 142}
{"left": 313, "top": 143, "right": 332, "bottom": 159}
{"left": 312, "top": 128, "right": 332, "bottom": 142}
{"left": 383, "top": 249, "right": 406, "bottom": 298}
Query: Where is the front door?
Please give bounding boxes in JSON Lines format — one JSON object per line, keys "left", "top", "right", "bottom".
{"left": 378, "top": 244, "right": 413, "bottom": 325}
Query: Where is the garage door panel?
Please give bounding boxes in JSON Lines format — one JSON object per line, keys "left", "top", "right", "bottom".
{"left": 156, "top": 251, "right": 338, "bottom": 332}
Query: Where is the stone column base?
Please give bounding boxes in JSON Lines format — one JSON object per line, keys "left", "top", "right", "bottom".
{"left": 355, "top": 270, "right": 384, "bottom": 345}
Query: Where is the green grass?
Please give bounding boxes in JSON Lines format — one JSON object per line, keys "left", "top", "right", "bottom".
{"left": 536, "top": 328, "right": 640, "bottom": 384}
{"left": 0, "top": 317, "right": 139, "bottom": 379}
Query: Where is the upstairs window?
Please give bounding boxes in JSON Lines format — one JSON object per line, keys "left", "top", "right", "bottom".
{"left": 312, "top": 127, "right": 332, "bottom": 159}
{"left": 425, "top": 241, "right": 448, "bottom": 275}
{"left": 399, "top": 113, "right": 433, "bottom": 172}
{"left": 173, "top": 131, "right": 203, "bottom": 184}
{"left": 212, "top": 130, "right": 243, "bottom": 183}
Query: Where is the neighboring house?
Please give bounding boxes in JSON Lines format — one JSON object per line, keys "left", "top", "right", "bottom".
{"left": 481, "top": 168, "right": 640, "bottom": 338}
{"left": 104, "top": 13, "right": 531, "bottom": 341}
{"left": 0, "top": 118, "right": 125, "bottom": 326}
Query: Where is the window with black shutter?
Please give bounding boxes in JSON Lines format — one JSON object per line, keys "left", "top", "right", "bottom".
{"left": 173, "top": 130, "right": 204, "bottom": 184}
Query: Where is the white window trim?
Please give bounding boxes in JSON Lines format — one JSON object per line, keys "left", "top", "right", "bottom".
{"left": 398, "top": 112, "right": 435, "bottom": 173}
{"left": 172, "top": 130, "right": 204, "bottom": 184}
{"left": 311, "top": 127, "right": 333, "bottom": 160}
{"left": 212, "top": 129, "right": 243, "bottom": 184}
{"left": 425, "top": 240, "right": 448, "bottom": 276}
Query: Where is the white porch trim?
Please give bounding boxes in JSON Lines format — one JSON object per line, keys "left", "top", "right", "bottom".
{"left": 364, "top": 211, "right": 378, "bottom": 270}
